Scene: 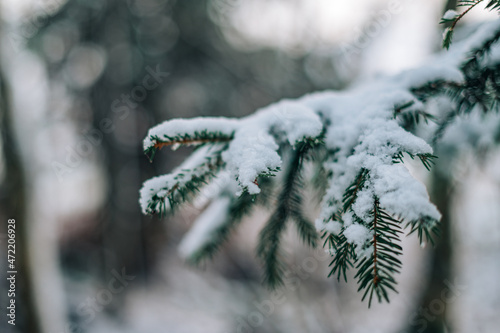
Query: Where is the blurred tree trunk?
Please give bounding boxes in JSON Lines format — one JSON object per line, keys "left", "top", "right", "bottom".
{"left": 444, "top": 0, "right": 458, "bottom": 12}
{"left": 403, "top": 3, "right": 460, "bottom": 332}
{"left": 83, "top": 0, "right": 151, "bottom": 298}
{"left": 0, "top": 47, "right": 41, "bottom": 333}
{"left": 403, "top": 4, "right": 459, "bottom": 331}
{"left": 406, "top": 172, "right": 453, "bottom": 333}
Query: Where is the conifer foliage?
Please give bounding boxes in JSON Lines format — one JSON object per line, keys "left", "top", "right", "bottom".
{"left": 441, "top": 1, "right": 500, "bottom": 48}
{"left": 140, "top": 20, "right": 500, "bottom": 305}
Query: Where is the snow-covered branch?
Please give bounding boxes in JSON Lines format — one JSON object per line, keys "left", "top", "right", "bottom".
{"left": 140, "top": 20, "right": 500, "bottom": 305}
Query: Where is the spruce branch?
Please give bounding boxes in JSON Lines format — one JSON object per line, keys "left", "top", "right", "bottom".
{"left": 186, "top": 177, "right": 276, "bottom": 264}
{"left": 417, "top": 153, "right": 437, "bottom": 171}
{"left": 294, "top": 215, "right": 319, "bottom": 248}
{"left": 140, "top": 145, "right": 226, "bottom": 215}
{"left": 146, "top": 173, "right": 213, "bottom": 216}
{"left": 410, "top": 22, "right": 500, "bottom": 143}
{"left": 309, "top": 145, "right": 330, "bottom": 203}
{"left": 325, "top": 169, "right": 368, "bottom": 283}
{"left": 393, "top": 100, "right": 416, "bottom": 114}
{"left": 342, "top": 168, "right": 369, "bottom": 214}
{"left": 410, "top": 80, "right": 461, "bottom": 103}
{"left": 406, "top": 216, "right": 441, "bottom": 246}
{"left": 257, "top": 201, "right": 289, "bottom": 288}
{"left": 393, "top": 100, "right": 437, "bottom": 131}
{"left": 486, "top": 0, "right": 500, "bottom": 10}
{"left": 326, "top": 231, "right": 356, "bottom": 282}
{"left": 354, "top": 199, "right": 403, "bottom": 307}
{"left": 139, "top": 19, "right": 500, "bottom": 306}
{"left": 433, "top": 46, "right": 500, "bottom": 142}
{"left": 186, "top": 192, "right": 256, "bottom": 264}
{"left": 393, "top": 152, "right": 437, "bottom": 171}
{"left": 257, "top": 142, "right": 318, "bottom": 288}
{"left": 441, "top": 0, "right": 486, "bottom": 49}
{"left": 145, "top": 130, "right": 233, "bottom": 161}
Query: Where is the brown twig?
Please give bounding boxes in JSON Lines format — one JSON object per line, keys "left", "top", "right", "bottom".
{"left": 450, "top": 1, "right": 482, "bottom": 33}
{"left": 372, "top": 200, "right": 380, "bottom": 286}
{"left": 153, "top": 137, "right": 231, "bottom": 150}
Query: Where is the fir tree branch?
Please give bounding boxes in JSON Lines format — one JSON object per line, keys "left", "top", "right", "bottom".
{"left": 145, "top": 173, "right": 213, "bottom": 216}
{"left": 410, "top": 80, "right": 461, "bottom": 103}
{"left": 354, "top": 199, "right": 403, "bottom": 307}
{"left": 437, "top": 18, "right": 500, "bottom": 139}
{"left": 145, "top": 131, "right": 233, "bottom": 161}
{"left": 186, "top": 193, "right": 256, "bottom": 264}
{"left": 153, "top": 137, "right": 231, "bottom": 150}
{"left": 417, "top": 153, "right": 437, "bottom": 171}
{"left": 432, "top": 109, "right": 459, "bottom": 145}
{"left": 139, "top": 18, "right": 500, "bottom": 306}
{"left": 140, "top": 146, "right": 226, "bottom": 215}
{"left": 309, "top": 145, "right": 330, "bottom": 203}
{"left": 441, "top": 0, "right": 485, "bottom": 49}
{"left": 408, "top": 25, "right": 500, "bottom": 144}
{"left": 325, "top": 170, "right": 369, "bottom": 282}
{"left": 463, "top": 22, "right": 500, "bottom": 66}
{"left": 294, "top": 215, "right": 318, "bottom": 247}
{"left": 342, "top": 169, "right": 369, "bottom": 214}
{"left": 486, "top": 0, "right": 500, "bottom": 10}
{"left": 393, "top": 100, "right": 437, "bottom": 131}
{"left": 326, "top": 232, "right": 356, "bottom": 282}
{"left": 257, "top": 142, "right": 318, "bottom": 288}
{"left": 406, "top": 216, "right": 441, "bottom": 246}
{"left": 393, "top": 152, "right": 437, "bottom": 171}
{"left": 257, "top": 202, "right": 289, "bottom": 288}
{"left": 432, "top": 52, "right": 500, "bottom": 142}
{"left": 186, "top": 177, "right": 275, "bottom": 264}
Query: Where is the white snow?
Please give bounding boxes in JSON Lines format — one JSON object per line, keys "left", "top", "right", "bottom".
{"left": 344, "top": 224, "right": 372, "bottom": 249}
{"left": 298, "top": 20, "right": 500, "bottom": 232}
{"left": 139, "top": 145, "right": 223, "bottom": 214}
{"left": 322, "top": 220, "right": 343, "bottom": 234}
{"left": 143, "top": 117, "right": 239, "bottom": 150}
{"left": 351, "top": 188, "right": 376, "bottom": 223}
{"left": 178, "top": 197, "right": 232, "bottom": 259}
{"left": 343, "top": 211, "right": 355, "bottom": 226}
{"left": 442, "top": 10, "right": 458, "bottom": 21}
{"left": 143, "top": 100, "right": 322, "bottom": 196}
{"left": 141, "top": 20, "right": 500, "bottom": 254}
{"left": 304, "top": 83, "right": 440, "bottom": 231}
{"left": 221, "top": 126, "right": 281, "bottom": 195}
{"left": 371, "top": 164, "right": 441, "bottom": 222}
{"left": 220, "top": 100, "right": 322, "bottom": 194}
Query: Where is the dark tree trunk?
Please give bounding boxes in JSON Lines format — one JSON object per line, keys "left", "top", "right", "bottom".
{"left": 405, "top": 171, "right": 454, "bottom": 333}
{"left": 444, "top": 0, "right": 458, "bottom": 12}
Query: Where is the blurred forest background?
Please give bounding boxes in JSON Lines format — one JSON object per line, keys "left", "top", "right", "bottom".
{"left": 0, "top": 0, "right": 499, "bottom": 332}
